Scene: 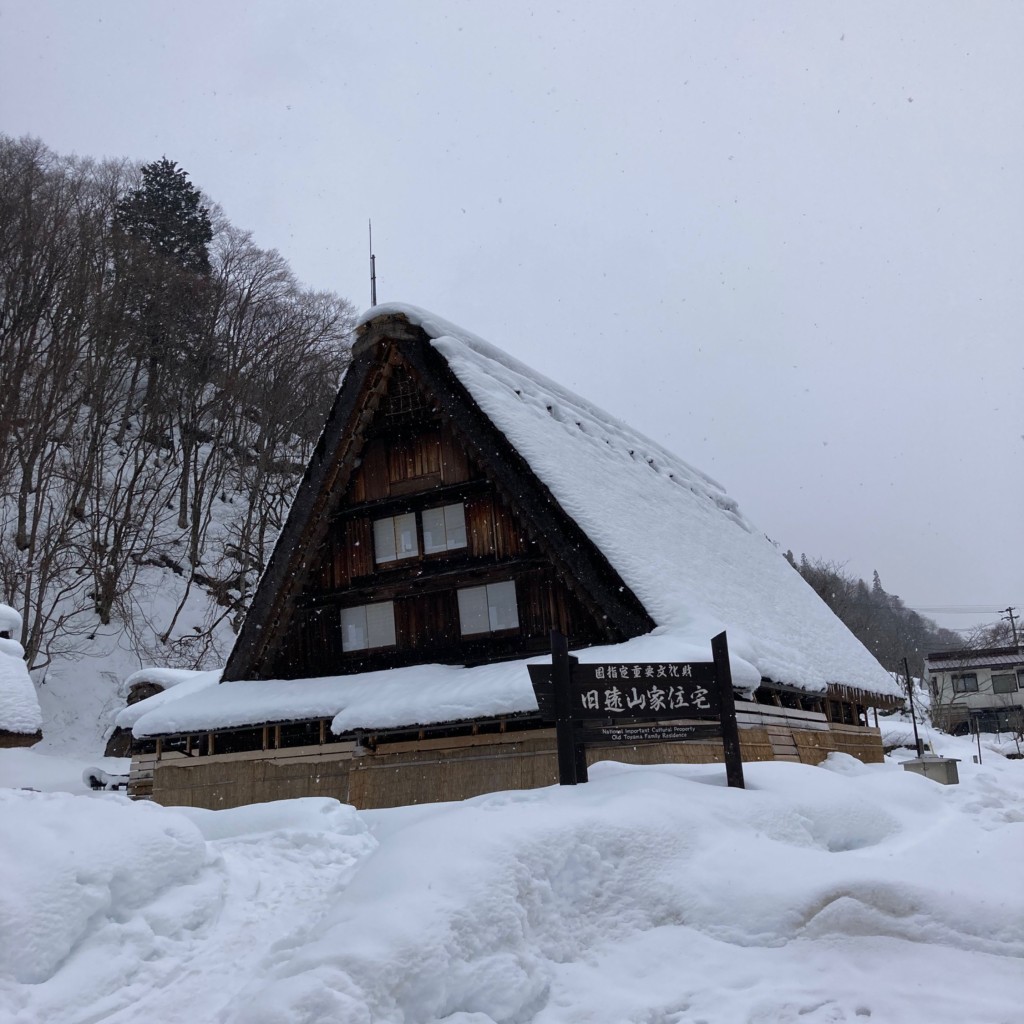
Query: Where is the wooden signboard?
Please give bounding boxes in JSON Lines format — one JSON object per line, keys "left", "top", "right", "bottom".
{"left": 528, "top": 665, "right": 719, "bottom": 719}
{"left": 528, "top": 630, "right": 745, "bottom": 789}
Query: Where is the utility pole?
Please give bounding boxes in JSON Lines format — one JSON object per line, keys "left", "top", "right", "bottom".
{"left": 904, "top": 657, "right": 924, "bottom": 758}
{"left": 1000, "top": 606, "right": 1019, "bottom": 648}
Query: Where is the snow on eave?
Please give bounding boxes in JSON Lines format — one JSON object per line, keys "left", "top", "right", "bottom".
{"left": 115, "top": 670, "right": 222, "bottom": 731}
{"left": 122, "top": 666, "right": 219, "bottom": 699}
{"left": 124, "top": 632, "right": 763, "bottom": 739}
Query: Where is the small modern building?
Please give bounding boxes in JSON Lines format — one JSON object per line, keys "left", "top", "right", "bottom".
{"left": 925, "top": 646, "right": 1023, "bottom": 734}
{"left": 123, "top": 305, "right": 903, "bottom": 808}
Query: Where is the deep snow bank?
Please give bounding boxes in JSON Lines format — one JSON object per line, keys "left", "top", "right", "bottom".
{"left": 2, "top": 745, "right": 1022, "bottom": 1024}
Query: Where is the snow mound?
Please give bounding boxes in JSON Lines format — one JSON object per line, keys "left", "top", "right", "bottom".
{"left": 0, "top": 790, "right": 209, "bottom": 985}
{"left": 0, "top": 644, "right": 41, "bottom": 735}
{"left": 3, "top": 750, "right": 1022, "bottom": 1024}
{"left": 0, "top": 604, "right": 41, "bottom": 735}
{"left": 228, "top": 759, "right": 1024, "bottom": 1024}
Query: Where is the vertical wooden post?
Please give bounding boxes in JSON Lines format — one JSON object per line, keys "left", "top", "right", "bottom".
{"left": 573, "top": 706, "right": 589, "bottom": 784}
{"left": 711, "top": 631, "right": 745, "bottom": 789}
{"left": 551, "top": 629, "right": 578, "bottom": 785}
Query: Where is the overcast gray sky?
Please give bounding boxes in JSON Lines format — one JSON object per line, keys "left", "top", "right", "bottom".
{"left": 2, "top": 1, "right": 1021, "bottom": 635}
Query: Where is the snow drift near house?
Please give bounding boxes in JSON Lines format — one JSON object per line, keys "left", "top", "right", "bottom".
{"left": 2, "top": 741, "right": 1021, "bottom": 1024}
{"left": 0, "top": 603, "right": 42, "bottom": 736}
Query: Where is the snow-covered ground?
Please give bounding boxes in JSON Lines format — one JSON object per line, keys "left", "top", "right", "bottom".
{"left": 1, "top": 730, "right": 1021, "bottom": 1024}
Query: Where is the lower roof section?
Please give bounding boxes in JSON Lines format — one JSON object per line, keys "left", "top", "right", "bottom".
{"left": 120, "top": 630, "right": 899, "bottom": 740}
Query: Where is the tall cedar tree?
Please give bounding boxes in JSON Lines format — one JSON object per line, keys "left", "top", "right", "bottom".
{"left": 115, "top": 157, "right": 212, "bottom": 272}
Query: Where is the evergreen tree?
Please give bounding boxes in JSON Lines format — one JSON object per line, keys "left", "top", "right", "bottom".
{"left": 115, "top": 157, "right": 212, "bottom": 273}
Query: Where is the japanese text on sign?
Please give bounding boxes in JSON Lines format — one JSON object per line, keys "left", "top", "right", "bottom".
{"left": 579, "top": 679, "right": 712, "bottom": 715}
{"left": 591, "top": 662, "right": 693, "bottom": 681}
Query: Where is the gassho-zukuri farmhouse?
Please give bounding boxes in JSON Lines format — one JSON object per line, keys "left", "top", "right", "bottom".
{"left": 120, "top": 304, "right": 903, "bottom": 809}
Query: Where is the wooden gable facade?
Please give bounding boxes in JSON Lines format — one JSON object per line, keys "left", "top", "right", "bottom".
{"left": 222, "top": 311, "right": 654, "bottom": 685}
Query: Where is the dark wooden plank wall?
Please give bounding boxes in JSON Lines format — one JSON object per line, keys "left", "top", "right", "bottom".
{"left": 267, "top": 371, "right": 610, "bottom": 680}
{"left": 346, "top": 429, "right": 473, "bottom": 505}
{"left": 316, "top": 490, "right": 526, "bottom": 592}
{"left": 277, "top": 565, "right": 602, "bottom": 679}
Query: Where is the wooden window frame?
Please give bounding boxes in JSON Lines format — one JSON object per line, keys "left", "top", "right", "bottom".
{"left": 991, "top": 673, "right": 1018, "bottom": 695}
{"left": 372, "top": 512, "right": 419, "bottom": 565}
{"left": 340, "top": 600, "right": 398, "bottom": 653}
{"left": 457, "top": 580, "right": 520, "bottom": 637}
{"left": 952, "top": 673, "right": 979, "bottom": 694}
{"left": 421, "top": 501, "right": 468, "bottom": 556}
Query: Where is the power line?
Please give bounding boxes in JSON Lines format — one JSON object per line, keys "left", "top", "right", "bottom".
{"left": 911, "top": 605, "right": 1011, "bottom": 613}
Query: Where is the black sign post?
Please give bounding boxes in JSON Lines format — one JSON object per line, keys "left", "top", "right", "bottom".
{"left": 551, "top": 629, "right": 583, "bottom": 785}
{"left": 529, "top": 630, "right": 745, "bottom": 789}
{"left": 711, "top": 630, "right": 745, "bottom": 790}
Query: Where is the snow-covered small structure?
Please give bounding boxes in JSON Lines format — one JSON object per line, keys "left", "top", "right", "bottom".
{"left": 125, "top": 306, "right": 902, "bottom": 808}
{"left": 0, "top": 603, "right": 42, "bottom": 746}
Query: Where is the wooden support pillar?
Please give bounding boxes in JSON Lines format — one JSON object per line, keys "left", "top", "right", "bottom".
{"left": 712, "top": 631, "right": 745, "bottom": 790}
{"left": 551, "top": 629, "right": 579, "bottom": 785}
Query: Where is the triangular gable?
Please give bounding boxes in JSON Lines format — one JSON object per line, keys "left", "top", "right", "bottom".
{"left": 222, "top": 311, "right": 653, "bottom": 682}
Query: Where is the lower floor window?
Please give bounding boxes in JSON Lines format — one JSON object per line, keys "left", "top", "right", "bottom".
{"left": 457, "top": 580, "right": 519, "bottom": 635}
{"left": 341, "top": 601, "right": 397, "bottom": 652}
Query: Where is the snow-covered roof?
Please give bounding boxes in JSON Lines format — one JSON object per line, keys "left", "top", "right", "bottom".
{"left": 122, "top": 666, "right": 215, "bottom": 698}
{"left": 925, "top": 650, "right": 1023, "bottom": 671}
{"left": 388, "top": 304, "right": 898, "bottom": 696}
{"left": 126, "top": 634, "right": 729, "bottom": 737}
{"left": 0, "top": 605, "right": 42, "bottom": 736}
{"left": 125, "top": 305, "right": 899, "bottom": 737}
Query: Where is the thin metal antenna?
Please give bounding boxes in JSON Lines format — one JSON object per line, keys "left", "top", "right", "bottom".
{"left": 369, "top": 219, "right": 377, "bottom": 307}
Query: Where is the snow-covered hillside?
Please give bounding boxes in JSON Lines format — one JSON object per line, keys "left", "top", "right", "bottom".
{"left": 2, "top": 735, "right": 1021, "bottom": 1024}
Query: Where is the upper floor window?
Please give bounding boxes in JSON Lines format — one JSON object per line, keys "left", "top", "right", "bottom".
{"left": 373, "top": 513, "right": 418, "bottom": 564}
{"left": 372, "top": 503, "right": 468, "bottom": 565}
{"left": 341, "top": 601, "right": 396, "bottom": 652}
{"left": 457, "top": 580, "right": 519, "bottom": 635}
{"left": 991, "top": 673, "right": 1018, "bottom": 694}
{"left": 422, "top": 503, "right": 467, "bottom": 554}
{"left": 952, "top": 673, "right": 978, "bottom": 693}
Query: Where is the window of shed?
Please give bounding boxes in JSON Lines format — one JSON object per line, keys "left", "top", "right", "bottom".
{"left": 992, "top": 673, "right": 1018, "bottom": 694}
{"left": 952, "top": 673, "right": 978, "bottom": 693}
{"left": 422, "top": 503, "right": 468, "bottom": 554}
{"left": 341, "top": 601, "right": 397, "bottom": 652}
{"left": 457, "top": 581, "right": 519, "bottom": 636}
{"left": 373, "top": 513, "right": 418, "bottom": 564}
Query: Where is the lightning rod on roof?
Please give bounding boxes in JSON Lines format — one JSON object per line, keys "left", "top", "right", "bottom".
{"left": 369, "top": 219, "right": 377, "bottom": 307}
